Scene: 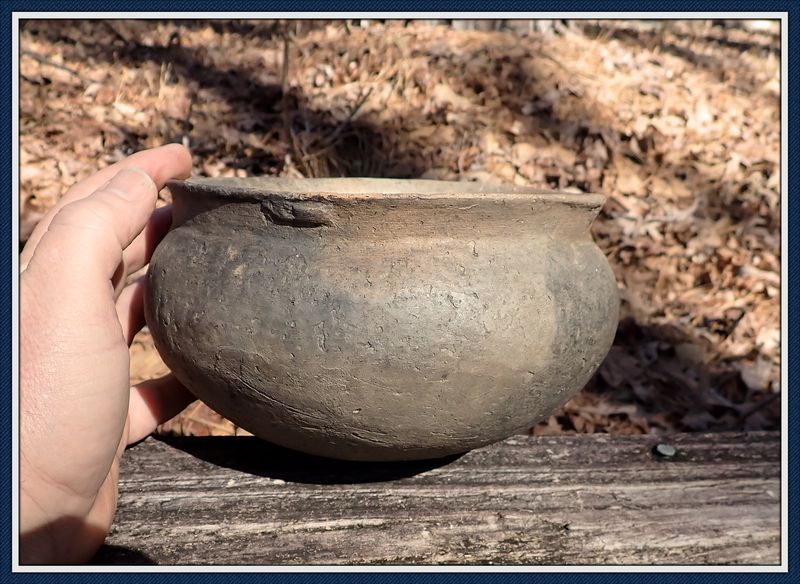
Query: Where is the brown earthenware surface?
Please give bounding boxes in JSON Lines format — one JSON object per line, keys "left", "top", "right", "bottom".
{"left": 145, "top": 177, "right": 618, "bottom": 460}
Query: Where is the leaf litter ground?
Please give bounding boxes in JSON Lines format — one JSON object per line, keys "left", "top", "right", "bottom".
{"left": 19, "top": 19, "right": 781, "bottom": 436}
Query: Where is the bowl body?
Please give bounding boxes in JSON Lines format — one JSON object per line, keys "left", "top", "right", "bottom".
{"left": 145, "top": 177, "right": 618, "bottom": 460}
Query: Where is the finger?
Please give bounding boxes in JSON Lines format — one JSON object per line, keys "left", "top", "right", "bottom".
{"left": 127, "top": 375, "right": 195, "bottom": 444}
{"left": 116, "top": 277, "right": 146, "bottom": 346}
{"left": 23, "top": 168, "right": 159, "bottom": 301}
{"left": 114, "top": 204, "right": 173, "bottom": 293}
{"left": 21, "top": 144, "right": 192, "bottom": 268}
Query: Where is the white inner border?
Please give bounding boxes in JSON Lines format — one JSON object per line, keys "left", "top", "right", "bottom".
{"left": 10, "top": 11, "right": 789, "bottom": 574}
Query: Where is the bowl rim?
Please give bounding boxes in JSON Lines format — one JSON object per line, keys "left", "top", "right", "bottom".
{"left": 167, "top": 176, "right": 605, "bottom": 208}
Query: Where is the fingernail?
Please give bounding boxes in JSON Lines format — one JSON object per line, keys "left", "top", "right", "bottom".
{"left": 106, "top": 167, "right": 157, "bottom": 201}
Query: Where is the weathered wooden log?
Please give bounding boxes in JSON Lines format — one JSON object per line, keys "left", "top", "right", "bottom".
{"left": 94, "top": 432, "right": 780, "bottom": 565}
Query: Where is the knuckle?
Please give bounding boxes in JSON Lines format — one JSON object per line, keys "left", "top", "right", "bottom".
{"left": 49, "top": 196, "right": 126, "bottom": 248}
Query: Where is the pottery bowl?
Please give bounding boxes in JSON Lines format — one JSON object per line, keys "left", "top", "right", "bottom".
{"left": 145, "top": 177, "right": 618, "bottom": 461}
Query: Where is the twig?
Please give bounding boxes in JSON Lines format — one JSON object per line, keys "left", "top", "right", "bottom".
{"left": 299, "top": 85, "right": 375, "bottom": 167}
{"left": 281, "top": 31, "right": 310, "bottom": 177}
{"left": 456, "top": 131, "right": 468, "bottom": 176}
{"left": 305, "top": 65, "right": 399, "bottom": 167}
{"left": 730, "top": 392, "right": 781, "bottom": 429}
{"left": 102, "top": 21, "right": 130, "bottom": 45}
{"left": 21, "top": 48, "right": 87, "bottom": 83}
{"left": 316, "top": 86, "right": 374, "bottom": 150}
{"left": 538, "top": 49, "right": 598, "bottom": 81}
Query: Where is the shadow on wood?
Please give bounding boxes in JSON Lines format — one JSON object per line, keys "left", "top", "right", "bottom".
{"left": 153, "top": 435, "right": 465, "bottom": 484}
{"left": 91, "top": 544, "right": 158, "bottom": 566}
{"left": 105, "top": 432, "right": 780, "bottom": 565}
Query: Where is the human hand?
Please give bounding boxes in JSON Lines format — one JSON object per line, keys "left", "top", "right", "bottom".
{"left": 20, "top": 144, "right": 196, "bottom": 564}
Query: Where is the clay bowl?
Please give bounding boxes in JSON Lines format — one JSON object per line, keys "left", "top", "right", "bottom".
{"left": 145, "top": 177, "right": 618, "bottom": 461}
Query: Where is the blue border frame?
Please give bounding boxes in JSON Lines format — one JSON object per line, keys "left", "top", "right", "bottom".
{"left": 3, "top": 1, "right": 796, "bottom": 581}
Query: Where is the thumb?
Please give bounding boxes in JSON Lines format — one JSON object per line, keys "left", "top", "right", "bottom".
{"left": 24, "top": 167, "right": 159, "bottom": 296}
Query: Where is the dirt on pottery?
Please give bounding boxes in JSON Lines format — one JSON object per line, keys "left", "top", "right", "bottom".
{"left": 19, "top": 19, "right": 781, "bottom": 437}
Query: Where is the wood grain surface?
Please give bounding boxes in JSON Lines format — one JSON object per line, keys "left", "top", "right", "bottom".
{"left": 94, "top": 432, "right": 781, "bottom": 566}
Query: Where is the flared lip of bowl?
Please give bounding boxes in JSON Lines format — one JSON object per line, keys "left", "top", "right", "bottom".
{"left": 167, "top": 176, "right": 605, "bottom": 208}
